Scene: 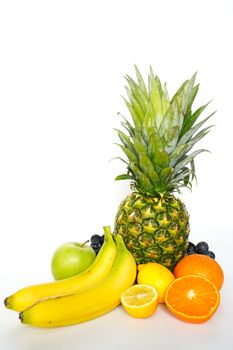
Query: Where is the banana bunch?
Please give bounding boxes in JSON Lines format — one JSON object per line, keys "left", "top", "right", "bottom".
{"left": 5, "top": 226, "right": 137, "bottom": 328}
{"left": 5, "top": 226, "right": 117, "bottom": 312}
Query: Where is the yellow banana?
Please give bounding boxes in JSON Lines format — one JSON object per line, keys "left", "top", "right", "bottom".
{"left": 5, "top": 226, "right": 116, "bottom": 312}
{"left": 19, "top": 234, "right": 137, "bottom": 328}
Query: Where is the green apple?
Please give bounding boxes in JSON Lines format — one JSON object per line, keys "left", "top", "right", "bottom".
{"left": 51, "top": 242, "right": 96, "bottom": 280}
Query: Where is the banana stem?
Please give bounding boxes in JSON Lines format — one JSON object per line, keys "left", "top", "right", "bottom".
{"left": 103, "top": 226, "right": 112, "bottom": 236}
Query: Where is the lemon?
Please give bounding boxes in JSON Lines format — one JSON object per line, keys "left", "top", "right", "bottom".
{"left": 121, "top": 284, "right": 159, "bottom": 318}
{"left": 137, "top": 262, "right": 175, "bottom": 303}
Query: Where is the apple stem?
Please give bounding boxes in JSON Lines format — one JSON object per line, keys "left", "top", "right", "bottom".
{"left": 81, "top": 240, "right": 89, "bottom": 247}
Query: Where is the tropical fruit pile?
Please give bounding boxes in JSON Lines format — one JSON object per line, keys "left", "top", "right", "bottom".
{"left": 4, "top": 67, "right": 224, "bottom": 327}
{"left": 4, "top": 228, "right": 224, "bottom": 326}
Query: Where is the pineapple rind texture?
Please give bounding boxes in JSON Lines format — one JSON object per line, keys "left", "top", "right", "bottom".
{"left": 114, "top": 192, "right": 190, "bottom": 271}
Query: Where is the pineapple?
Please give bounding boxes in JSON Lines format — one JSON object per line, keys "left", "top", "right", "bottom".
{"left": 114, "top": 66, "right": 214, "bottom": 271}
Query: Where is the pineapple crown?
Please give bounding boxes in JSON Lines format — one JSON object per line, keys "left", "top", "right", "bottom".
{"left": 115, "top": 66, "right": 215, "bottom": 196}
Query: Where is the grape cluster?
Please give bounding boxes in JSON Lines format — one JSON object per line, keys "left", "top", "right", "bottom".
{"left": 90, "top": 234, "right": 104, "bottom": 254}
{"left": 187, "top": 241, "right": 215, "bottom": 259}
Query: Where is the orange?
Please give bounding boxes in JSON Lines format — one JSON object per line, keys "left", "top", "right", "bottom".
{"left": 165, "top": 275, "right": 220, "bottom": 323}
{"left": 121, "top": 284, "right": 159, "bottom": 318}
{"left": 173, "top": 254, "right": 224, "bottom": 290}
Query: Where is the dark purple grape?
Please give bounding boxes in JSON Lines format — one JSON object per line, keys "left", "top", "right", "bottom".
{"left": 187, "top": 250, "right": 197, "bottom": 255}
{"left": 90, "top": 242, "right": 101, "bottom": 249}
{"left": 90, "top": 235, "right": 102, "bottom": 244}
{"left": 90, "top": 234, "right": 105, "bottom": 254}
{"left": 90, "top": 243, "right": 101, "bottom": 254}
{"left": 196, "top": 241, "right": 209, "bottom": 254}
{"left": 205, "top": 251, "right": 215, "bottom": 259}
{"left": 187, "top": 242, "right": 196, "bottom": 255}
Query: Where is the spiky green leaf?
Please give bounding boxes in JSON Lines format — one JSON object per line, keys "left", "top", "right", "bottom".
{"left": 125, "top": 75, "right": 148, "bottom": 113}
{"left": 115, "top": 174, "right": 133, "bottom": 181}
{"left": 178, "top": 114, "right": 213, "bottom": 145}
{"left": 115, "top": 144, "right": 138, "bottom": 164}
{"left": 170, "top": 126, "right": 212, "bottom": 167}
{"left": 115, "top": 129, "right": 135, "bottom": 154}
{"left": 159, "top": 98, "right": 184, "bottom": 146}
{"left": 125, "top": 86, "right": 145, "bottom": 122}
{"left": 142, "top": 101, "right": 156, "bottom": 133}
{"left": 171, "top": 73, "right": 197, "bottom": 116}
{"left": 172, "top": 149, "right": 208, "bottom": 175}
{"left": 110, "top": 156, "right": 128, "bottom": 165}
{"left": 134, "top": 65, "right": 148, "bottom": 97}
{"left": 162, "top": 83, "right": 170, "bottom": 115}
{"left": 148, "top": 131, "right": 169, "bottom": 168}
{"left": 122, "top": 97, "right": 142, "bottom": 130}
{"left": 162, "top": 125, "right": 180, "bottom": 154}
{"left": 138, "top": 153, "right": 160, "bottom": 185}
{"left": 117, "top": 112, "right": 135, "bottom": 138}
{"left": 133, "top": 137, "right": 160, "bottom": 185}
{"left": 180, "top": 102, "right": 213, "bottom": 137}
{"left": 130, "top": 162, "right": 155, "bottom": 194}
{"left": 149, "top": 67, "right": 163, "bottom": 129}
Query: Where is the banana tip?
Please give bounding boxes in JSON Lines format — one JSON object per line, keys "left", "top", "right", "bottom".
{"left": 19, "top": 312, "right": 23, "bottom": 322}
{"left": 4, "top": 297, "right": 9, "bottom": 308}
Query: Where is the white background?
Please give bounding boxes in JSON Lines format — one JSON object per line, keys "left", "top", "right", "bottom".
{"left": 0, "top": 0, "right": 233, "bottom": 349}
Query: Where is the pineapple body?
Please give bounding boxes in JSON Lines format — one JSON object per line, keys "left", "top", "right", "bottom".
{"left": 115, "top": 192, "right": 190, "bottom": 270}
